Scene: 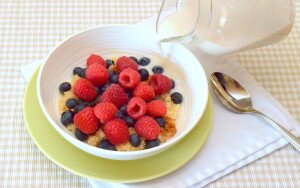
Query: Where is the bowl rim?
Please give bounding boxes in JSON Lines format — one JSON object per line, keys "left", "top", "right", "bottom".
{"left": 37, "top": 24, "right": 208, "bottom": 158}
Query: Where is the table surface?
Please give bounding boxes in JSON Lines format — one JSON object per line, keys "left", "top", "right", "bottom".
{"left": 0, "top": 1, "right": 299, "bottom": 187}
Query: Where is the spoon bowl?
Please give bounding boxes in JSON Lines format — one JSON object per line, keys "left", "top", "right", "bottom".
{"left": 210, "top": 72, "right": 253, "bottom": 113}
{"left": 210, "top": 72, "right": 300, "bottom": 151}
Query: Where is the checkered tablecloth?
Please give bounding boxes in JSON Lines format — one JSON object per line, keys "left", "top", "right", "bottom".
{"left": 0, "top": 1, "right": 299, "bottom": 187}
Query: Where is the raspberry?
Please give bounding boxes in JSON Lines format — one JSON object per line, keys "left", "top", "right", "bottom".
{"left": 74, "top": 107, "right": 99, "bottom": 134}
{"left": 149, "top": 74, "right": 172, "bottom": 95}
{"left": 133, "top": 82, "right": 155, "bottom": 102}
{"left": 73, "top": 78, "right": 97, "bottom": 101}
{"left": 126, "top": 97, "right": 147, "bottom": 119}
{"left": 116, "top": 56, "right": 138, "bottom": 73}
{"left": 147, "top": 100, "right": 167, "bottom": 117}
{"left": 94, "top": 102, "right": 118, "bottom": 124}
{"left": 104, "top": 118, "right": 129, "bottom": 144}
{"left": 135, "top": 116, "right": 160, "bottom": 140}
{"left": 101, "top": 84, "right": 128, "bottom": 108}
{"left": 86, "top": 63, "right": 109, "bottom": 86}
{"left": 87, "top": 54, "right": 106, "bottom": 67}
{"left": 118, "top": 68, "right": 140, "bottom": 89}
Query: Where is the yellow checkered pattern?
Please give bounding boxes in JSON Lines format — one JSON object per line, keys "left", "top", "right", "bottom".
{"left": 0, "top": 0, "right": 299, "bottom": 187}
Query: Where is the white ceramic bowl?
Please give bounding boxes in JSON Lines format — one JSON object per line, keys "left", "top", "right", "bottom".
{"left": 37, "top": 25, "right": 208, "bottom": 160}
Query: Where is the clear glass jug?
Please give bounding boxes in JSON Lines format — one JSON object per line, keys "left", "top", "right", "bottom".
{"left": 156, "top": 0, "right": 296, "bottom": 55}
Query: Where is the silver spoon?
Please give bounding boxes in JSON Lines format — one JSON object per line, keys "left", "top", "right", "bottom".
{"left": 210, "top": 72, "right": 300, "bottom": 151}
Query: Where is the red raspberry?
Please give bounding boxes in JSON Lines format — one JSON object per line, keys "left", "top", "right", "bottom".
{"left": 104, "top": 118, "right": 129, "bottom": 144}
{"left": 147, "top": 100, "right": 167, "bottom": 117}
{"left": 73, "top": 78, "right": 97, "bottom": 101}
{"left": 94, "top": 102, "right": 118, "bottom": 124}
{"left": 74, "top": 107, "right": 99, "bottom": 134}
{"left": 116, "top": 56, "right": 138, "bottom": 73}
{"left": 135, "top": 116, "right": 160, "bottom": 140}
{"left": 133, "top": 82, "right": 155, "bottom": 102}
{"left": 126, "top": 97, "right": 147, "bottom": 119}
{"left": 86, "top": 63, "right": 109, "bottom": 86}
{"left": 86, "top": 54, "right": 106, "bottom": 67}
{"left": 118, "top": 68, "right": 140, "bottom": 89}
{"left": 101, "top": 84, "right": 128, "bottom": 108}
{"left": 149, "top": 74, "right": 172, "bottom": 95}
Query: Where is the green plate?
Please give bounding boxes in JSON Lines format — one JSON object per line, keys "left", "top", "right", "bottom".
{"left": 23, "top": 68, "right": 212, "bottom": 183}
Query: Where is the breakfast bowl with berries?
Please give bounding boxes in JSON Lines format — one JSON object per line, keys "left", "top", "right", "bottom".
{"left": 37, "top": 25, "right": 208, "bottom": 160}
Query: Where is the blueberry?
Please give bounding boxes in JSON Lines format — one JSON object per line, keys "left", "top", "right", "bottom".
{"left": 116, "top": 109, "right": 126, "bottom": 119}
{"left": 110, "top": 74, "right": 119, "bottom": 83}
{"left": 138, "top": 68, "right": 149, "bottom": 81}
{"left": 73, "top": 67, "right": 86, "bottom": 78}
{"left": 78, "top": 99, "right": 89, "bottom": 106}
{"left": 129, "top": 56, "right": 139, "bottom": 64}
{"left": 155, "top": 117, "right": 165, "bottom": 127}
{"left": 171, "top": 79, "right": 175, "bottom": 89}
{"left": 106, "top": 59, "right": 114, "bottom": 68}
{"left": 125, "top": 116, "right": 135, "bottom": 127}
{"left": 95, "top": 87, "right": 101, "bottom": 95}
{"left": 88, "top": 101, "right": 96, "bottom": 107}
{"left": 61, "top": 110, "right": 74, "bottom": 126}
{"left": 98, "top": 139, "right": 116, "bottom": 151}
{"left": 126, "top": 93, "right": 132, "bottom": 99}
{"left": 171, "top": 92, "right": 183, "bottom": 104}
{"left": 129, "top": 134, "right": 141, "bottom": 147}
{"left": 73, "top": 104, "right": 85, "bottom": 113}
{"left": 59, "top": 82, "right": 71, "bottom": 94}
{"left": 94, "top": 95, "right": 102, "bottom": 104}
{"left": 126, "top": 91, "right": 133, "bottom": 99}
{"left": 119, "top": 105, "right": 126, "bottom": 112}
{"left": 108, "top": 70, "right": 114, "bottom": 76}
{"left": 138, "top": 57, "right": 151, "bottom": 66}
{"left": 116, "top": 111, "right": 123, "bottom": 119}
{"left": 152, "top": 66, "right": 164, "bottom": 74}
{"left": 116, "top": 106, "right": 127, "bottom": 119}
{"left": 75, "top": 128, "right": 88, "bottom": 141}
{"left": 119, "top": 105, "right": 128, "bottom": 114}
{"left": 145, "top": 139, "right": 161, "bottom": 149}
{"left": 100, "top": 83, "right": 110, "bottom": 94}
{"left": 66, "top": 98, "right": 78, "bottom": 109}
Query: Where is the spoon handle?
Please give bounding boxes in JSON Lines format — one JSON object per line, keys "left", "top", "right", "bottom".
{"left": 253, "top": 110, "right": 300, "bottom": 151}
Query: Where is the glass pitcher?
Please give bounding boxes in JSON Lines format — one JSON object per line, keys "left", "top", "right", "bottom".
{"left": 156, "top": 0, "right": 295, "bottom": 55}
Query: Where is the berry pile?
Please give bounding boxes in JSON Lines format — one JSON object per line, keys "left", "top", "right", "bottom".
{"left": 59, "top": 54, "right": 183, "bottom": 151}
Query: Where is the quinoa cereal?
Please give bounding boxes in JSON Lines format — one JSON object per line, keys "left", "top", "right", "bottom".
{"left": 58, "top": 54, "right": 183, "bottom": 151}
